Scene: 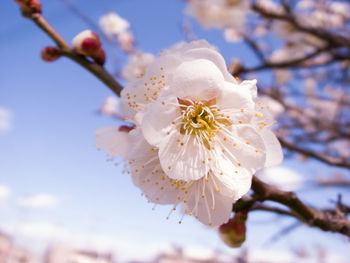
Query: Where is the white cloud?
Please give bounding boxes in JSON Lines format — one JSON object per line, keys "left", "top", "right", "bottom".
{"left": 0, "top": 107, "right": 13, "bottom": 133}
{"left": 257, "top": 166, "right": 304, "bottom": 191}
{"left": 17, "top": 194, "right": 59, "bottom": 209}
{"left": 0, "top": 185, "right": 11, "bottom": 206}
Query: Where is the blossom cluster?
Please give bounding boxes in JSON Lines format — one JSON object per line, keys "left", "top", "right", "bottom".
{"left": 99, "top": 12, "right": 134, "bottom": 53}
{"left": 95, "top": 40, "right": 283, "bottom": 227}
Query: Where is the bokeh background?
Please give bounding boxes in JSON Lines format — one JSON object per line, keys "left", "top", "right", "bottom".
{"left": 1, "top": 0, "right": 350, "bottom": 262}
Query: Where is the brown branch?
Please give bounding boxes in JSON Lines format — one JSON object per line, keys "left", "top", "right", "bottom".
{"left": 237, "top": 45, "right": 331, "bottom": 74}
{"left": 233, "top": 176, "right": 350, "bottom": 237}
{"left": 251, "top": 3, "right": 350, "bottom": 49}
{"left": 250, "top": 203, "right": 297, "bottom": 217}
{"left": 278, "top": 137, "right": 350, "bottom": 169}
{"left": 29, "top": 13, "right": 123, "bottom": 96}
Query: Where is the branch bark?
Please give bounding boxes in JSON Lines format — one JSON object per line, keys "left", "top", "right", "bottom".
{"left": 30, "top": 13, "right": 123, "bottom": 96}
{"left": 233, "top": 176, "right": 350, "bottom": 237}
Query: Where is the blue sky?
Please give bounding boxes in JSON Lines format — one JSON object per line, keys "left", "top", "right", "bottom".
{"left": 1, "top": 0, "right": 350, "bottom": 261}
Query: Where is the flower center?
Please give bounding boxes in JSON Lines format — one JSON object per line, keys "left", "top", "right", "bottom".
{"left": 178, "top": 98, "right": 232, "bottom": 149}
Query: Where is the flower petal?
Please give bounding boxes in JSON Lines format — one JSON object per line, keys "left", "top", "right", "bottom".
{"left": 169, "top": 59, "right": 225, "bottom": 101}
{"left": 94, "top": 127, "right": 130, "bottom": 158}
{"left": 141, "top": 96, "right": 179, "bottom": 146}
{"left": 183, "top": 174, "right": 234, "bottom": 227}
{"left": 183, "top": 47, "right": 237, "bottom": 84}
{"left": 127, "top": 129, "right": 179, "bottom": 204}
{"left": 216, "top": 125, "right": 266, "bottom": 170}
{"left": 217, "top": 82, "right": 255, "bottom": 123}
{"left": 158, "top": 131, "right": 210, "bottom": 181}
{"left": 214, "top": 157, "right": 254, "bottom": 199}
{"left": 260, "top": 128, "right": 283, "bottom": 167}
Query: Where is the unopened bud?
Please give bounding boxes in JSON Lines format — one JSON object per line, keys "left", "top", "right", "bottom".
{"left": 41, "top": 46, "right": 62, "bottom": 62}
{"left": 72, "top": 30, "right": 105, "bottom": 65}
{"left": 219, "top": 210, "right": 248, "bottom": 248}
{"left": 14, "top": 0, "right": 42, "bottom": 17}
{"left": 119, "top": 125, "right": 134, "bottom": 132}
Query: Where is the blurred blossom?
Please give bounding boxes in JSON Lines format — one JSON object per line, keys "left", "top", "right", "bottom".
{"left": 307, "top": 97, "right": 338, "bottom": 122}
{"left": 274, "top": 69, "right": 292, "bottom": 85}
{"left": 185, "top": 0, "right": 248, "bottom": 30}
{"left": 121, "top": 52, "right": 155, "bottom": 81}
{"left": 17, "top": 194, "right": 59, "bottom": 209}
{"left": 256, "top": 0, "right": 283, "bottom": 13}
{"left": 272, "top": 21, "right": 324, "bottom": 47}
{"left": 100, "top": 96, "right": 121, "bottom": 118}
{"left": 99, "top": 12, "right": 130, "bottom": 37}
{"left": 330, "top": 2, "right": 350, "bottom": 19}
{"left": 99, "top": 12, "right": 134, "bottom": 53}
{"left": 296, "top": 0, "right": 315, "bottom": 10}
{"left": 269, "top": 44, "right": 315, "bottom": 64}
{"left": 304, "top": 77, "right": 317, "bottom": 95}
{"left": 253, "top": 25, "right": 267, "bottom": 37}
{"left": 0, "top": 107, "right": 13, "bottom": 134}
{"left": 259, "top": 96, "right": 284, "bottom": 117}
{"left": 257, "top": 166, "right": 304, "bottom": 191}
{"left": 224, "top": 28, "right": 243, "bottom": 43}
{"left": 117, "top": 31, "right": 134, "bottom": 53}
{"left": 306, "top": 9, "right": 345, "bottom": 29}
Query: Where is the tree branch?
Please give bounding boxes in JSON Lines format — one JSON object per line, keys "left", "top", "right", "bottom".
{"left": 233, "top": 176, "right": 350, "bottom": 237}
{"left": 29, "top": 13, "right": 123, "bottom": 96}
{"left": 278, "top": 136, "right": 350, "bottom": 169}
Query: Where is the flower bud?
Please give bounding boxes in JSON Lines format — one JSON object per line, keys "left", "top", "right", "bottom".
{"left": 14, "top": 0, "right": 42, "bottom": 17}
{"left": 72, "top": 30, "right": 105, "bottom": 65}
{"left": 41, "top": 46, "right": 62, "bottom": 62}
{"left": 119, "top": 125, "right": 134, "bottom": 132}
{"left": 219, "top": 210, "right": 248, "bottom": 248}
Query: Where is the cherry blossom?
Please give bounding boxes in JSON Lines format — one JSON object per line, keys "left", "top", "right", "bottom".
{"left": 99, "top": 12, "right": 130, "bottom": 37}
{"left": 96, "top": 40, "right": 283, "bottom": 226}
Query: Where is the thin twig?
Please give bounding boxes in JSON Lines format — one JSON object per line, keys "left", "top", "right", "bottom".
{"left": 30, "top": 13, "right": 123, "bottom": 96}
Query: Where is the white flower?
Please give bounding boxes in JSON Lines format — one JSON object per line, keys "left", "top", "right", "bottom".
{"left": 99, "top": 12, "right": 130, "bottom": 37}
{"left": 121, "top": 52, "right": 155, "bottom": 81}
{"left": 185, "top": 0, "right": 248, "bottom": 30}
{"left": 95, "top": 40, "right": 283, "bottom": 227}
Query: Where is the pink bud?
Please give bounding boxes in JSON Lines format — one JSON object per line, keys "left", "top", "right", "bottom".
{"left": 41, "top": 46, "right": 62, "bottom": 62}
{"left": 92, "top": 48, "right": 106, "bottom": 65}
{"left": 219, "top": 210, "right": 248, "bottom": 248}
{"left": 14, "top": 0, "right": 42, "bottom": 16}
{"left": 119, "top": 125, "right": 134, "bottom": 132}
{"left": 72, "top": 30, "right": 106, "bottom": 65}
